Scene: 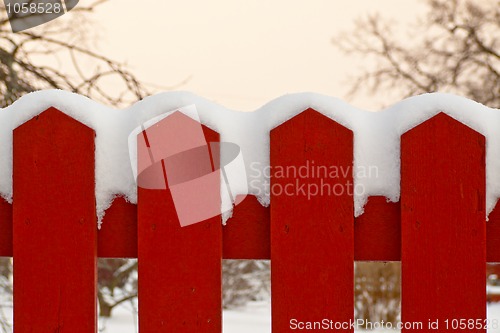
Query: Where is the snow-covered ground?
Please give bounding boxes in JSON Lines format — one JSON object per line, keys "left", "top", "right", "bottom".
{"left": 488, "top": 304, "right": 500, "bottom": 333}
{"left": 100, "top": 302, "right": 500, "bottom": 333}
{"left": 1, "top": 300, "right": 500, "bottom": 332}
{"left": 223, "top": 302, "right": 271, "bottom": 333}
{"left": 98, "top": 300, "right": 272, "bottom": 333}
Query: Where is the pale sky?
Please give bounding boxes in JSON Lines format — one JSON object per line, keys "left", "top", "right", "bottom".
{"left": 88, "top": 0, "right": 426, "bottom": 111}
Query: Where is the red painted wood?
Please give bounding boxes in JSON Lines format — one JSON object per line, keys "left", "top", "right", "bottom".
{"left": 138, "top": 114, "right": 222, "bottom": 333}
{"left": 223, "top": 195, "right": 270, "bottom": 259}
{"left": 487, "top": 202, "right": 500, "bottom": 263}
{"left": 94, "top": 196, "right": 500, "bottom": 262}
{"left": 98, "top": 197, "right": 137, "bottom": 258}
{"left": 401, "top": 113, "right": 486, "bottom": 331}
{"left": 355, "top": 197, "right": 400, "bottom": 261}
{"left": 3, "top": 193, "right": 500, "bottom": 262}
{"left": 0, "top": 199, "right": 12, "bottom": 257}
{"left": 271, "top": 109, "right": 354, "bottom": 332}
{"left": 13, "top": 108, "right": 97, "bottom": 332}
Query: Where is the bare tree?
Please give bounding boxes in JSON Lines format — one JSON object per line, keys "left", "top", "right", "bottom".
{"left": 0, "top": 0, "right": 150, "bottom": 107}
{"left": 0, "top": 259, "right": 12, "bottom": 333}
{"left": 98, "top": 259, "right": 137, "bottom": 318}
{"left": 223, "top": 260, "right": 270, "bottom": 309}
{"left": 335, "top": 0, "right": 500, "bottom": 107}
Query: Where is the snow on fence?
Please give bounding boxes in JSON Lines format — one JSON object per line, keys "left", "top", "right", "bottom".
{"left": 0, "top": 90, "right": 498, "bottom": 332}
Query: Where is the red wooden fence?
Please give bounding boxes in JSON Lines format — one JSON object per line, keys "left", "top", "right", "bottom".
{"left": 0, "top": 106, "right": 495, "bottom": 332}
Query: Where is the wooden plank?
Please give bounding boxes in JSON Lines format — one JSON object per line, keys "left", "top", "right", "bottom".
{"left": 401, "top": 113, "right": 486, "bottom": 331}
{"left": 270, "top": 109, "right": 354, "bottom": 332}
{"left": 223, "top": 195, "right": 270, "bottom": 259}
{"left": 138, "top": 113, "right": 222, "bottom": 333}
{"left": 487, "top": 202, "right": 500, "bottom": 263}
{"left": 0, "top": 199, "right": 12, "bottom": 257}
{"left": 13, "top": 108, "right": 97, "bottom": 332}
{"left": 98, "top": 197, "right": 137, "bottom": 258}
{"left": 355, "top": 197, "right": 400, "bottom": 261}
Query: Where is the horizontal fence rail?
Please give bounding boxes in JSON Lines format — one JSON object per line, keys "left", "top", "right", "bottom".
{"left": 0, "top": 98, "right": 496, "bottom": 332}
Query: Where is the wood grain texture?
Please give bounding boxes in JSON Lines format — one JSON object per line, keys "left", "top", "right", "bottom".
{"left": 13, "top": 108, "right": 97, "bottom": 333}
{"left": 271, "top": 109, "right": 354, "bottom": 332}
{"left": 137, "top": 115, "right": 222, "bottom": 333}
{"left": 401, "top": 113, "right": 486, "bottom": 332}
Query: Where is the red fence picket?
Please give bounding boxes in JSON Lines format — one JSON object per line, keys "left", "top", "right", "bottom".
{"left": 270, "top": 109, "right": 354, "bottom": 332}
{"left": 137, "top": 112, "right": 222, "bottom": 333}
{"left": 401, "top": 113, "right": 486, "bottom": 331}
{"left": 13, "top": 108, "right": 97, "bottom": 332}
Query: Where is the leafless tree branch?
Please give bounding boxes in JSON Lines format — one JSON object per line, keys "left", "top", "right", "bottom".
{"left": 334, "top": 0, "right": 500, "bottom": 108}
